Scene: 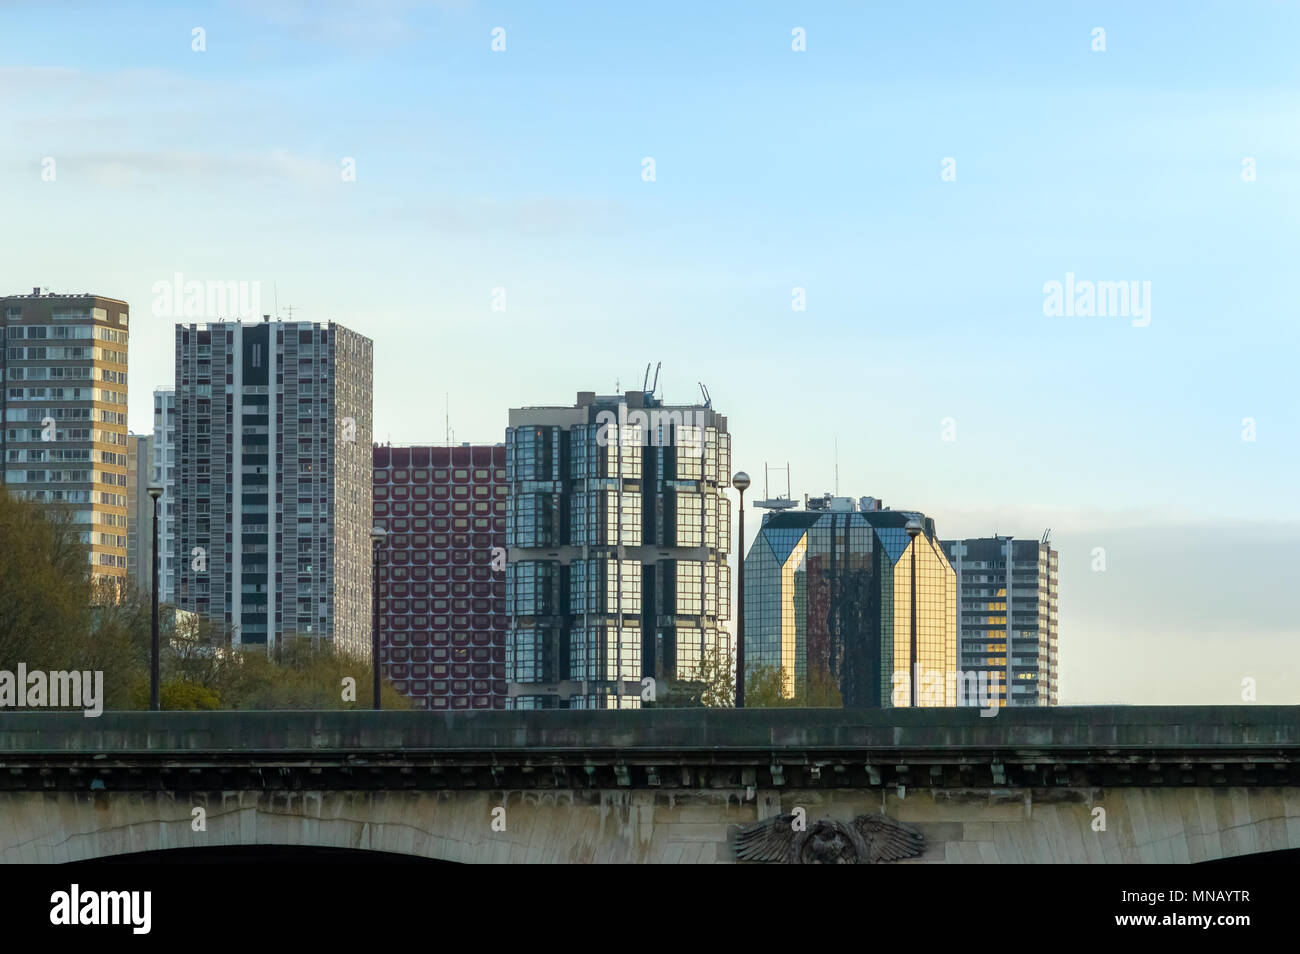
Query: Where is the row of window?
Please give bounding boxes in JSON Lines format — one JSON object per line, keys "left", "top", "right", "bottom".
{"left": 374, "top": 467, "right": 499, "bottom": 484}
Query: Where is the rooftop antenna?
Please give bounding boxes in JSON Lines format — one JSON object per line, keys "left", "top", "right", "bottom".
{"left": 274, "top": 283, "right": 279, "bottom": 319}
{"left": 834, "top": 438, "right": 839, "bottom": 496}
{"left": 756, "top": 462, "right": 797, "bottom": 511}
{"left": 284, "top": 304, "right": 297, "bottom": 321}
{"left": 445, "top": 393, "right": 450, "bottom": 446}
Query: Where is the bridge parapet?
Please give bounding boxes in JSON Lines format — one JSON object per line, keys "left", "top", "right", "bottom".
{"left": 0, "top": 707, "right": 1296, "bottom": 792}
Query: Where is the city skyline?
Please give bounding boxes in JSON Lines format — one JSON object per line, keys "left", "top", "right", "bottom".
{"left": 2, "top": 0, "right": 1297, "bottom": 705}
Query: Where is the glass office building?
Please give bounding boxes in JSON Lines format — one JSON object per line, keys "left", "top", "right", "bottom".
{"left": 743, "top": 494, "right": 957, "bottom": 707}
{"left": 505, "top": 388, "right": 731, "bottom": 709}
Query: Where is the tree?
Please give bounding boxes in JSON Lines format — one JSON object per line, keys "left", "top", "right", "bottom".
{"left": 644, "top": 644, "right": 735, "bottom": 708}
{"left": 129, "top": 679, "right": 221, "bottom": 710}
{"left": 745, "top": 663, "right": 795, "bottom": 707}
{"left": 745, "top": 661, "right": 844, "bottom": 708}
{"left": 0, "top": 489, "right": 411, "bottom": 711}
{"left": 219, "top": 637, "right": 411, "bottom": 710}
{"left": 0, "top": 491, "right": 139, "bottom": 708}
{"left": 696, "top": 644, "right": 735, "bottom": 707}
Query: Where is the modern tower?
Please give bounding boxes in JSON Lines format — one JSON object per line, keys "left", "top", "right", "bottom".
{"left": 743, "top": 493, "right": 958, "bottom": 707}
{"left": 173, "top": 318, "right": 373, "bottom": 656}
{"left": 371, "top": 444, "right": 507, "bottom": 710}
{"left": 0, "top": 289, "right": 130, "bottom": 591}
{"left": 505, "top": 387, "right": 732, "bottom": 709}
{"left": 941, "top": 536, "right": 1059, "bottom": 707}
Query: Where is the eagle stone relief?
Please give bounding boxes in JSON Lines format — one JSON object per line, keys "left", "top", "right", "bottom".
{"left": 731, "top": 813, "right": 925, "bottom": 864}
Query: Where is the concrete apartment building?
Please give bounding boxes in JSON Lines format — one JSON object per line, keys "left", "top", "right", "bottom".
{"left": 505, "top": 387, "right": 732, "bottom": 709}
{"left": 1, "top": 289, "right": 130, "bottom": 590}
{"left": 372, "top": 444, "right": 507, "bottom": 710}
{"left": 152, "top": 387, "right": 177, "bottom": 605}
{"left": 173, "top": 319, "right": 373, "bottom": 656}
{"left": 941, "top": 536, "right": 1059, "bottom": 707}
{"left": 126, "top": 432, "right": 154, "bottom": 592}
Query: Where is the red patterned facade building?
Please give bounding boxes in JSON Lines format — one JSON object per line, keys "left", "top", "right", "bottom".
{"left": 372, "top": 445, "right": 507, "bottom": 709}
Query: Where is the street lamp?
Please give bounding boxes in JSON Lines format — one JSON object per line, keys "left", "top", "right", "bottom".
{"left": 904, "top": 517, "right": 923, "bottom": 708}
{"left": 370, "top": 526, "right": 387, "bottom": 710}
{"left": 146, "top": 485, "right": 164, "bottom": 711}
{"left": 731, "top": 472, "right": 750, "bottom": 708}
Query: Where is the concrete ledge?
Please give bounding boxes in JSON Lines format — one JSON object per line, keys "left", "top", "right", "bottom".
{"left": 1, "top": 706, "right": 1297, "bottom": 756}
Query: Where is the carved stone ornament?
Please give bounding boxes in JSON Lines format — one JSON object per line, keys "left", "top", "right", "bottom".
{"left": 731, "top": 813, "right": 924, "bottom": 864}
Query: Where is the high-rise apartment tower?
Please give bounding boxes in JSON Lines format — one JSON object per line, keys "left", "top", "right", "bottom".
{"left": 1, "top": 289, "right": 130, "bottom": 590}
{"left": 173, "top": 319, "right": 373, "bottom": 655}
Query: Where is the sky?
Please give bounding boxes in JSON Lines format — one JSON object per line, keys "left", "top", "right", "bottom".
{"left": 1, "top": 0, "right": 1297, "bottom": 704}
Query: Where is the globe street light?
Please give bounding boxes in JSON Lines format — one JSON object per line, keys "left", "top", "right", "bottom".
{"left": 370, "top": 526, "right": 387, "bottom": 711}
{"left": 904, "top": 517, "right": 923, "bottom": 708}
{"left": 731, "top": 471, "right": 750, "bottom": 708}
{"left": 146, "top": 485, "right": 164, "bottom": 711}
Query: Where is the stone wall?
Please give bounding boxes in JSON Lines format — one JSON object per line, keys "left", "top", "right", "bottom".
{"left": 2, "top": 785, "right": 1297, "bottom": 863}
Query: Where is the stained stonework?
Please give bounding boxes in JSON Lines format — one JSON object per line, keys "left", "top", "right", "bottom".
{"left": 2, "top": 786, "right": 1297, "bottom": 864}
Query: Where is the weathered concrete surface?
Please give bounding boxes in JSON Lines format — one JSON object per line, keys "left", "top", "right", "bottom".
{"left": 2, "top": 707, "right": 1297, "bottom": 793}
{"left": 2, "top": 785, "right": 1297, "bottom": 863}
{"left": 1, "top": 708, "right": 1297, "bottom": 862}
{"left": 1, "top": 706, "right": 1297, "bottom": 756}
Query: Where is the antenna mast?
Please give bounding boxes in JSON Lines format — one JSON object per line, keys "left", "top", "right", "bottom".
{"left": 755, "top": 462, "right": 797, "bottom": 511}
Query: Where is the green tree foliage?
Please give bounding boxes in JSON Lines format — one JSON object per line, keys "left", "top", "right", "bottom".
{"left": 644, "top": 644, "right": 735, "bottom": 708}
{"left": 745, "top": 662, "right": 844, "bottom": 708}
{"left": 0, "top": 490, "right": 410, "bottom": 711}
{"left": 223, "top": 638, "right": 410, "bottom": 710}
{"left": 0, "top": 493, "right": 141, "bottom": 708}
{"left": 128, "top": 679, "right": 222, "bottom": 710}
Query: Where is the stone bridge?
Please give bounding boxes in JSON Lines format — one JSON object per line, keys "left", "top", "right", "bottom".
{"left": 1, "top": 707, "right": 1297, "bottom": 863}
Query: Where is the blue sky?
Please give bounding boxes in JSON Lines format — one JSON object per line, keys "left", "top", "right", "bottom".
{"left": 2, "top": 0, "right": 1297, "bottom": 702}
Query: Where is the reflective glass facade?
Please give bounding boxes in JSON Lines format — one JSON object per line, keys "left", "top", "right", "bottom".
{"left": 505, "top": 391, "right": 731, "bottom": 709}
{"left": 744, "top": 502, "right": 957, "bottom": 707}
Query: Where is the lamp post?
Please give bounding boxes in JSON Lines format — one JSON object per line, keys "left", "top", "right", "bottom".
{"left": 370, "top": 526, "right": 387, "bottom": 711}
{"left": 732, "top": 472, "right": 750, "bottom": 708}
{"left": 904, "top": 517, "right": 923, "bottom": 708}
{"left": 146, "top": 485, "right": 164, "bottom": 711}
